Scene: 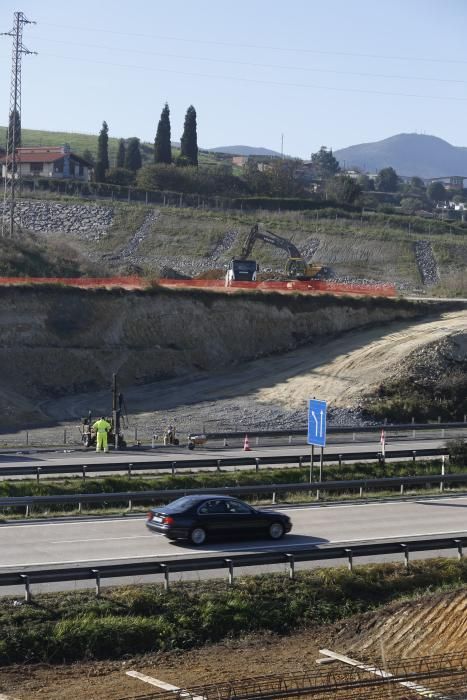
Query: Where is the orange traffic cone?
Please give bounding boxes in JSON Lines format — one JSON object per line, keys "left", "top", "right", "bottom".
{"left": 243, "top": 434, "right": 251, "bottom": 451}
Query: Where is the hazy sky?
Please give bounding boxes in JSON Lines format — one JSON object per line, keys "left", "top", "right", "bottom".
{"left": 1, "top": 0, "right": 466, "bottom": 158}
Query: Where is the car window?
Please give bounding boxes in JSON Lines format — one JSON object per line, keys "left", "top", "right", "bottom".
{"left": 164, "top": 496, "right": 202, "bottom": 512}
{"left": 198, "top": 499, "right": 228, "bottom": 514}
{"left": 225, "top": 500, "right": 253, "bottom": 514}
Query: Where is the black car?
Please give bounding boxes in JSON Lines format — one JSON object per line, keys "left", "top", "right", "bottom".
{"left": 146, "top": 495, "right": 292, "bottom": 545}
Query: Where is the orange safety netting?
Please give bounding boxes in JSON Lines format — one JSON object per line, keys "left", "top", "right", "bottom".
{"left": 0, "top": 276, "right": 397, "bottom": 297}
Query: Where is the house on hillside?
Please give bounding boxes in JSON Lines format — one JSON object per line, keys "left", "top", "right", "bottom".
{"left": 429, "top": 175, "right": 466, "bottom": 191}
{"left": 1, "top": 145, "right": 93, "bottom": 181}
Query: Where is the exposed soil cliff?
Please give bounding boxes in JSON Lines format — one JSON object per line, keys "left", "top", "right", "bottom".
{"left": 0, "top": 286, "right": 440, "bottom": 428}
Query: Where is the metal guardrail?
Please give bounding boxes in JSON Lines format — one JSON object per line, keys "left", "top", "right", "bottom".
{"left": 0, "top": 447, "right": 450, "bottom": 479}
{"left": 1, "top": 533, "right": 466, "bottom": 599}
{"left": 205, "top": 422, "right": 467, "bottom": 440}
{"left": 1, "top": 472, "right": 466, "bottom": 511}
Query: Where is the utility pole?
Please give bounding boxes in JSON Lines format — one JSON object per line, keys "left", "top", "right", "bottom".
{"left": 281, "top": 133, "right": 284, "bottom": 159}
{"left": 1, "top": 11, "right": 36, "bottom": 237}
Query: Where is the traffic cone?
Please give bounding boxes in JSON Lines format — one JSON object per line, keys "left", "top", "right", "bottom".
{"left": 243, "top": 434, "right": 251, "bottom": 451}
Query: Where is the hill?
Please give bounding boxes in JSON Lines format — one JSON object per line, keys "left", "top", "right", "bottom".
{"left": 207, "top": 145, "right": 282, "bottom": 157}
{"left": 334, "top": 133, "right": 467, "bottom": 178}
{"left": 0, "top": 127, "right": 220, "bottom": 167}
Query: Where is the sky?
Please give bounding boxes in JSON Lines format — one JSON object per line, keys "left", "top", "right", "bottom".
{"left": 1, "top": 0, "right": 466, "bottom": 159}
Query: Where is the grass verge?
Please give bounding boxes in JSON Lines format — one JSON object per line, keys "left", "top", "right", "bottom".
{"left": 0, "top": 560, "right": 466, "bottom": 664}
{"left": 0, "top": 458, "right": 465, "bottom": 519}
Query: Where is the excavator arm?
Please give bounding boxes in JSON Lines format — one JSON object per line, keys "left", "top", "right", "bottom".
{"left": 241, "top": 224, "right": 302, "bottom": 260}
{"left": 240, "top": 224, "right": 314, "bottom": 278}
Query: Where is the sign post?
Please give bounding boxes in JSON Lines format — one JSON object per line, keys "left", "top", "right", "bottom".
{"left": 307, "top": 399, "right": 327, "bottom": 486}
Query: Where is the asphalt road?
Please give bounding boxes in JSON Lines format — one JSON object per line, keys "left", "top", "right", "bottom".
{"left": 1, "top": 494, "right": 466, "bottom": 594}
{"left": 0, "top": 435, "right": 460, "bottom": 475}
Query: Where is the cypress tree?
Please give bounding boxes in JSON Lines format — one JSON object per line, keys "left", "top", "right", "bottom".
{"left": 125, "top": 137, "right": 142, "bottom": 171}
{"left": 154, "top": 103, "right": 172, "bottom": 164}
{"left": 180, "top": 105, "right": 198, "bottom": 166}
{"left": 95, "top": 120, "right": 109, "bottom": 182}
{"left": 116, "top": 139, "right": 126, "bottom": 168}
{"left": 7, "top": 109, "right": 21, "bottom": 153}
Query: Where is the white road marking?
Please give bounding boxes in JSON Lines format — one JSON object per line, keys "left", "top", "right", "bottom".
{"left": 0, "top": 518, "right": 141, "bottom": 529}
{"left": 1, "top": 529, "right": 464, "bottom": 569}
{"left": 51, "top": 535, "right": 154, "bottom": 543}
{"left": 126, "top": 670, "right": 205, "bottom": 699}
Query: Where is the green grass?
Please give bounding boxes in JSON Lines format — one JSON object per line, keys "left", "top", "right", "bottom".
{"left": 1, "top": 458, "right": 464, "bottom": 520}
{"left": 0, "top": 560, "right": 466, "bottom": 663}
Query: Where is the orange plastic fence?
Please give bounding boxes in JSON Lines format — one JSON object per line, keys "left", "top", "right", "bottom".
{"left": 0, "top": 276, "right": 397, "bottom": 297}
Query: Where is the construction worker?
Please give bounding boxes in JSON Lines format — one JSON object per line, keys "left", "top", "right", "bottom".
{"left": 93, "top": 416, "right": 111, "bottom": 453}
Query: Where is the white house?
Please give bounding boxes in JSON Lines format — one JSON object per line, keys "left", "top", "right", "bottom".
{"left": 1, "top": 145, "right": 93, "bottom": 181}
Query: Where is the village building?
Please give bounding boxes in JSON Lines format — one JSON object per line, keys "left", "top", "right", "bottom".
{"left": 1, "top": 145, "right": 93, "bottom": 182}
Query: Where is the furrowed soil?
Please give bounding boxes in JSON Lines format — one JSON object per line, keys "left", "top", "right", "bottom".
{"left": 1, "top": 588, "right": 465, "bottom": 699}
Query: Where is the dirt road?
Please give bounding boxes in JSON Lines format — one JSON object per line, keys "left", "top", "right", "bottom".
{"left": 33, "top": 309, "right": 467, "bottom": 439}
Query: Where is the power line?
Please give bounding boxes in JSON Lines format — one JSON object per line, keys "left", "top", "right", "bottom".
{"left": 31, "top": 35, "right": 467, "bottom": 85}
{"left": 1, "top": 12, "right": 37, "bottom": 238}
{"left": 39, "top": 21, "right": 467, "bottom": 66}
{"left": 36, "top": 51, "right": 467, "bottom": 102}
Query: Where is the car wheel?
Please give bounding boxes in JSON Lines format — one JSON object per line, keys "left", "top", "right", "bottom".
{"left": 268, "top": 522, "right": 285, "bottom": 540}
{"left": 190, "top": 527, "right": 207, "bottom": 545}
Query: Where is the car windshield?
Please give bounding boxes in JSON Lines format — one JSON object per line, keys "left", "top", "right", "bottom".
{"left": 162, "top": 496, "right": 202, "bottom": 512}
{"left": 233, "top": 260, "right": 256, "bottom": 273}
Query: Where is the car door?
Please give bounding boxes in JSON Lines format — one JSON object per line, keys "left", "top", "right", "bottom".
{"left": 196, "top": 499, "right": 231, "bottom": 536}
{"left": 224, "top": 498, "right": 262, "bottom": 535}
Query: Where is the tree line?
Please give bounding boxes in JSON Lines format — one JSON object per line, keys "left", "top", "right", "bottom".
{"left": 92, "top": 103, "right": 198, "bottom": 186}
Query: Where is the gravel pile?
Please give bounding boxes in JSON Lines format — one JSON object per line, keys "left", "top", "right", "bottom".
{"left": 414, "top": 240, "right": 439, "bottom": 286}
{"left": 118, "top": 209, "right": 160, "bottom": 259}
{"left": 0, "top": 199, "right": 114, "bottom": 236}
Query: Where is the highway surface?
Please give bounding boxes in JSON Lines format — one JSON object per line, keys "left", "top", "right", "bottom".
{"left": 1, "top": 494, "right": 466, "bottom": 594}
{"left": 0, "top": 432, "right": 462, "bottom": 477}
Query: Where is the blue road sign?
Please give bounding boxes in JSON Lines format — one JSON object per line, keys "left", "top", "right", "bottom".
{"left": 307, "top": 399, "right": 327, "bottom": 447}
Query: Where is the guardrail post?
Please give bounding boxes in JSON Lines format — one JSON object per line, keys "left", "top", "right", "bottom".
{"left": 440, "top": 456, "right": 445, "bottom": 493}
{"left": 400, "top": 544, "right": 409, "bottom": 570}
{"left": 272, "top": 491, "right": 276, "bottom": 505}
{"left": 223, "top": 437, "right": 227, "bottom": 447}
{"left": 255, "top": 458, "right": 260, "bottom": 473}
{"left": 25, "top": 504, "right": 29, "bottom": 517}
{"left": 134, "top": 427, "right": 138, "bottom": 442}
{"left": 63, "top": 428, "right": 67, "bottom": 445}
{"left": 359, "top": 486, "right": 363, "bottom": 498}
{"left": 82, "top": 465, "right": 87, "bottom": 482}
{"left": 78, "top": 502, "right": 82, "bottom": 513}
{"left": 160, "top": 564, "right": 170, "bottom": 591}
{"left": 412, "top": 416, "right": 415, "bottom": 439}
{"left": 92, "top": 569, "right": 101, "bottom": 598}
{"left": 26, "top": 431, "right": 29, "bottom": 446}
{"left": 288, "top": 435, "right": 292, "bottom": 445}
{"left": 171, "top": 462, "right": 176, "bottom": 477}
{"left": 225, "top": 559, "right": 234, "bottom": 586}
{"left": 151, "top": 435, "right": 156, "bottom": 448}
{"left": 217, "top": 459, "right": 221, "bottom": 472}
{"left": 454, "top": 539, "right": 463, "bottom": 559}
{"left": 298, "top": 456, "right": 303, "bottom": 469}
{"left": 441, "top": 428, "right": 445, "bottom": 439}
{"left": 338, "top": 454, "right": 342, "bottom": 468}
{"left": 36, "top": 467, "right": 41, "bottom": 483}
{"left": 285, "top": 553, "right": 295, "bottom": 580}
{"left": 128, "top": 499, "right": 132, "bottom": 511}
{"left": 255, "top": 436, "right": 259, "bottom": 447}
{"left": 352, "top": 432, "right": 356, "bottom": 442}
{"left": 437, "top": 415, "right": 441, "bottom": 424}
{"left": 412, "top": 450, "right": 416, "bottom": 465}
{"left": 400, "top": 483, "right": 404, "bottom": 495}
{"left": 128, "top": 463, "right": 132, "bottom": 478}
{"left": 345, "top": 548, "right": 353, "bottom": 572}
{"left": 20, "top": 574, "right": 31, "bottom": 602}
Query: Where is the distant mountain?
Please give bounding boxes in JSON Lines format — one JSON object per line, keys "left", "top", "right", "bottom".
{"left": 207, "top": 145, "right": 282, "bottom": 157}
{"left": 334, "top": 133, "right": 467, "bottom": 178}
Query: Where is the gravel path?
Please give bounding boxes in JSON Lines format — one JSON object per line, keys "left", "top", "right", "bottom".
{"left": 414, "top": 240, "right": 440, "bottom": 286}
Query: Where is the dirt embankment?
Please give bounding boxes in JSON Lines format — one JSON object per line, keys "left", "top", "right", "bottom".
{"left": 0, "top": 286, "right": 437, "bottom": 429}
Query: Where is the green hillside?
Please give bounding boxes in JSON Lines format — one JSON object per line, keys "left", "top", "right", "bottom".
{"left": 0, "top": 126, "right": 219, "bottom": 167}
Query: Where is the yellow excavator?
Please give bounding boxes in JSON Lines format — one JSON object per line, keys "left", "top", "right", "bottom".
{"left": 226, "top": 224, "right": 322, "bottom": 284}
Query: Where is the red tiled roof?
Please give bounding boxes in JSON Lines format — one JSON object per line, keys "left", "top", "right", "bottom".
{"left": 1, "top": 147, "right": 93, "bottom": 167}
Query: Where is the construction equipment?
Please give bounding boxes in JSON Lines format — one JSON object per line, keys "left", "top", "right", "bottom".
{"left": 225, "top": 258, "right": 259, "bottom": 285}
{"left": 81, "top": 373, "right": 128, "bottom": 449}
{"left": 226, "top": 223, "right": 322, "bottom": 284}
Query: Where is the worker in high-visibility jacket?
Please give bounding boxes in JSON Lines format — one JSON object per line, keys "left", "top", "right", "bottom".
{"left": 93, "top": 416, "right": 111, "bottom": 453}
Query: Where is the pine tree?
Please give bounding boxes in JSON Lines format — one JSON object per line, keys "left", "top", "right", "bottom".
{"left": 95, "top": 121, "right": 109, "bottom": 182}
{"left": 116, "top": 139, "right": 126, "bottom": 168}
{"left": 125, "top": 137, "right": 142, "bottom": 171}
{"left": 154, "top": 103, "right": 172, "bottom": 164}
{"left": 7, "top": 109, "right": 21, "bottom": 153}
{"left": 180, "top": 105, "right": 198, "bottom": 166}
